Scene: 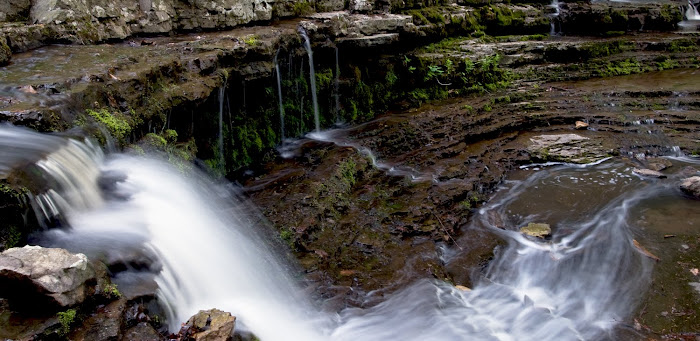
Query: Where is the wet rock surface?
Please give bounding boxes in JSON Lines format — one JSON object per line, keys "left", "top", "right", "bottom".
{"left": 178, "top": 309, "right": 236, "bottom": 341}
{"left": 528, "top": 133, "right": 609, "bottom": 164}
{"left": 0, "top": 246, "right": 101, "bottom": 310}
{"left": 681, "top": 176, "right": 700, "bottom": 198}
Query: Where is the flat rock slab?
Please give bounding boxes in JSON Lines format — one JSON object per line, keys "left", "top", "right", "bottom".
{"left": 0, "top": 246, "right": 97, "bottom": 309}
{"left": 528, "top": 134, "right": 609, "bottom": 164}
{"left": 633, "top": 168, "right": 667, "bottom": 178}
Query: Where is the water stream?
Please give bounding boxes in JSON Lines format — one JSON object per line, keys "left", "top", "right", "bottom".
{"left": 274, "top": 51, "right": 286, "bottom": 142}
{"left": 687, "top": 0, "right": 700, "bottom": 20}
{"left": 299, "top": 27, "right": 321, "bottom": 133}
{"left": 2, "top": 125, "right": 698, "bottom": 340}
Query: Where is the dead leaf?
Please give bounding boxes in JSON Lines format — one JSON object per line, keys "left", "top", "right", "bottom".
{"left": 663, "top": 234, "right": 676, "bottom": 239}
{"left": 691, "top": 268, "right": 699, "bottom": 276}
{"left": 455, "top": 285, "right": 472, "bottom": 292}
{"left": 633, "top": 239, "right": 660, "bottom": 261}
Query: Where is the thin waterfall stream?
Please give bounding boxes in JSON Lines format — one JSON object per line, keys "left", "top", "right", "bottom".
{"left": 2, "top": 124, "right": 697, "bottom": 340}
{"left": 274, "top": 51, "right": 286, "bottom": 142}
{"left": 299, "top": 27, "right": 321, "bottom": 133}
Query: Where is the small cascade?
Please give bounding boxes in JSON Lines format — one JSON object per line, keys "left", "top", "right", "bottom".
{"left": 687, "top": 0, "right": 700, "bottom": 20}
{"left": 218, "top": 85, "right": 226, "bottom": 169}
{"left": 548, "top": 0, "right": 561, "bottom": 35}
{"left": 334, "top": 45, "right": 341, "bottom": 123}
{"left": 0, "top": 127, "right": 104, "bottom": 226}
{"left": 299, "top": 27, "right": 321, "bottom": 133}
{"left": 274, "top": 51, "right": 286, "bottom": 142}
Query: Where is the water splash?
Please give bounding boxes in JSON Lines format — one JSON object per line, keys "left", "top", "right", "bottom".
{"left": 274, "top": 50, "right": 286, "bottom": 142}
{"left": 299, "top": 27, "right": 321, "bottom": 133}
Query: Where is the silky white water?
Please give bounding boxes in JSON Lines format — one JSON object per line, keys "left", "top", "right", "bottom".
{"left": 299, "top": 27, "right": 321, "bottom": 133}
{"left": 2, "top": 125, "right": 682, "bottom": 340}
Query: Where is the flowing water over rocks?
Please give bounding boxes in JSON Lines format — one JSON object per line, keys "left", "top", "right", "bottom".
{"left": 1, "top": 0, "right": 700, "bottom": 339}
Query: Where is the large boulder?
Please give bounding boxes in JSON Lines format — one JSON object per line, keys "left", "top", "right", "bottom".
{"left": 178, "top": 309, "right": 236, "bottom": 341}
{"left": 681, "top": 176, "right": 700, "bottom": 199}
{"left": 0, "top": 246, "right": 100, "bottom": 310}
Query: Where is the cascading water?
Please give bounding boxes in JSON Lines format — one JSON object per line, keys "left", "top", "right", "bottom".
{"left": 334, "top": 45, "right": 341, "bottom": 122}
{"left": 0, "top": 126, "right": 330, "bottom": 340}
{"left": 548, "top": 0, "right": 561, "bottom": 35}
{"left": 274, "top": 51, "right": 286, "bottom": 142}
{"left": 687, "top": 0, "right": 700, "bottom": 20}
{"left": 333, "top": 161, "right": 660, "bottom": 340}
{"left": 218, "top": 85, "right": 226, "bottom": 169}
{"left": 299, "top": 27, "right": 321, "bottom": 133}
{"left": 4, "top": 124, "right": 695, "bottom": 341}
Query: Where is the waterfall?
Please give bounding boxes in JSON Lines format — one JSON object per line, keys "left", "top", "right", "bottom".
{"left": 218, "top": 85, "right": 226, "bottom": 170}
{"left": 298, "top": 27, "right": 321, "bottom": 133}
{"left": 687, "top": 0, "right": 700, "bottom": 20}
{"left": 274, "top": 50, "right": 286, "bottom": 142}
{"left": 0, "top": 126, "right": 330, "bottom": 340}
{"left": 548, "top": 0, "right": 561, "bottom": 35}
{"left": 334, "top": 45, "right": 341, "bottom": 122}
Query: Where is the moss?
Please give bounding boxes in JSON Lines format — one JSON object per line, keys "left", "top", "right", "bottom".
{"left": 102, "top": 283, "right": 122, "bottom": 299}
{"left": 0, "top": 35, "right": 11, "bottom": 66}
{"left": 57, "top": 309, "right": 77, "bottom": 336}
{"left": 668, "top": 38, "right": 699, "bottom": 53}
{"left": 243, "top": 35, "right": 260, "bottom": 46}
{"left": 85, "top": 109, "right": 132, "bottom": 143}
{"left": 292, "top": 1, "right": 314, "bottom": 16}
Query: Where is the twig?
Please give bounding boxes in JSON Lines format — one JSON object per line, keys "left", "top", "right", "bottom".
{"left": 431, "top": 209, "right": 463, "bottom": 250}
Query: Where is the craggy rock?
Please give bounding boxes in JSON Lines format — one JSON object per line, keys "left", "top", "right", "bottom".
{"left": 0, "top": 0, "right": 30, "bottom": 22}
{"left": 681, "top": 176, "right": 700, "bottom": 198}
{"left": 0, "top": 35, "right": 10, "bottom": 66}
{"left": 69, "top": 298, "right": 127, "bottom": 341}
{"left": 528, "top": 134, "right": 609, "bottom": 164}
{"left": 558, "top": 2, "right": 682, "bottom": 34}
{"left": 0, "top": 246, "right": 100, "bottom": 310}
{"left": 122, "top": 322, "right": 162, "bottom": 341}
{"left": 178, "top": 309, "right": 236, "bottom": 341}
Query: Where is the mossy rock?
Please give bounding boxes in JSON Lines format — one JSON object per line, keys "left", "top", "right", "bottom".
{"left": 0, "top": 35, "right": 11, "bottom": 66}
{"left": 520, "top": 223, "right": 551, "bottom": 238}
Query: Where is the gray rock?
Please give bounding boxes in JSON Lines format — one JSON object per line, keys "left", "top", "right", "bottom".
{"left": 528, "top": 134, "right": 609, "bottom": 164}
{"left": 122, "top": 322, "right": 162, "bottom": 341}
{"left": 0, "top": 246, "right": 98, "bottom": 309}
{"left": 680, "top": 176, "right": 700, "bottom": 198}
{"left": 0, "top": 0, "right": 30, "bottom": 22}
{"left": 180, "top": 309, "right": 236, "bottom": 341}
{"left": 645, "top": 157, "right": 672, "bottom": 171}
{"left": 70, "top": 298, "right": 127, "bottom": 341}
{"left": 633, "top": 168, "right": 666, "bottom": 178}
